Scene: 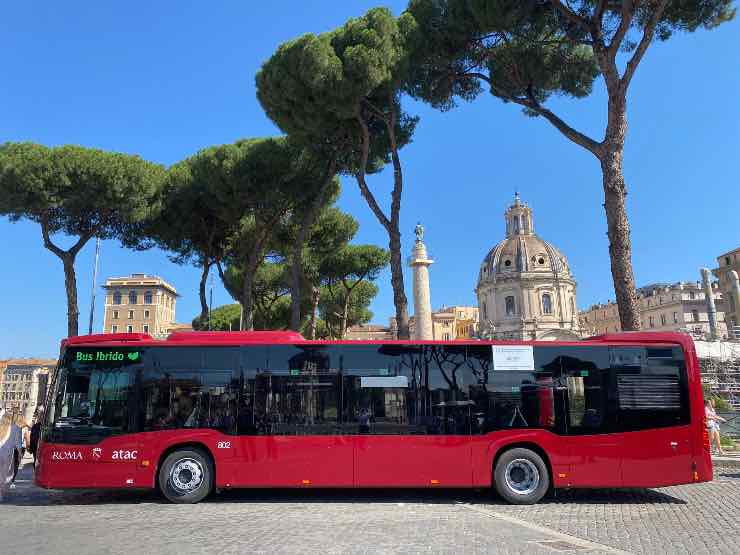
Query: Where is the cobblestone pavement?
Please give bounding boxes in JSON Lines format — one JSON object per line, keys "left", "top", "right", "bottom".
{"left": 1, "top": 458, "right": 738, "bottom": 555}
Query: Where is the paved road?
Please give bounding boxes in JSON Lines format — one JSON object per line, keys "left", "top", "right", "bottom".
{"left": 1, "top": 458, "right": 738, "bottom": 554}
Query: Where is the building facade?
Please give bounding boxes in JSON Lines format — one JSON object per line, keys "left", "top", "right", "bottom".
{"left": 103, "top": 274, "right": 178, "bottom": 337}
{"left": 713, "top": 247, "right": 740, "bottom": 339}
{"left": 348, "top": 306, "right": 479, "bottom": 341}
{"left": 343, "top": 324, "right": 397, "bottom": 341}
{"left": 429, "top": 305, "right": 479, "bottom": 340}
{"left": 0, "top": 359, "right": 55, "bottom": 422}
{"left": 476, "top": 194, "right": 580, "bottom": 341}
{"left": 580, "top": 281, "right": 728, "bottom": 339}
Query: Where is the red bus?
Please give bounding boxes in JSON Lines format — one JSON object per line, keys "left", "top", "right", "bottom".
{"left": 35, "top": 330, "right": 711, "bottom": 504}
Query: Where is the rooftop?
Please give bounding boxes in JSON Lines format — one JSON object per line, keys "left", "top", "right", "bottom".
{"left": 103, "top": 274, "right": 178, "bottom": 295}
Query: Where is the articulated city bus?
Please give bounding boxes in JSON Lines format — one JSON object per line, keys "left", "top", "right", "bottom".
{"left": 35, "top": 331, "right": 711, "bottom": 504}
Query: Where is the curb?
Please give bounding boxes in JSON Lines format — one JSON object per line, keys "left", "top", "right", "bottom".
{"left": 712, "top": 457, "right": 740, "bottom": 469}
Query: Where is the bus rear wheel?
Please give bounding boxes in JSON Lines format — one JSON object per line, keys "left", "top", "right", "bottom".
{"left": 493, "top": 448, "right": 549, "bottom": 505}
{"left": 158, "top": 448, "right": 213, "bottom": 504}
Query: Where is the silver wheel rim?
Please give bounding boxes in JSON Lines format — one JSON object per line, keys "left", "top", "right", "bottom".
{"left": 504, "top": 458, "right": 540, "bottom": 496}
{"left": 169, "top": 458, "right": 204, "bottom": 494}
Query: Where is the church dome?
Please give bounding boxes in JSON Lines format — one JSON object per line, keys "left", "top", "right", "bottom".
{"left": 477, "top": 193, "right": 571, "bottom": 288}
{"left": 475, "top": 193, "right": 580, "bottom": 341}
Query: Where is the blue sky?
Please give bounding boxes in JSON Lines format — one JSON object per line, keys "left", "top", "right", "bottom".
{"left": 1, "top": 2, "right": 738, "bottom": 359}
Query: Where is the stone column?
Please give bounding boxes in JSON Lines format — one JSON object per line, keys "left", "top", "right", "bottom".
{"left": 700, "top": 268, "right": 718, "bottom": 340}
{"left": 409, "top": 225, "right": 434, "bottom": 340}
{"left": 729, "top": 270, "right": 740, "bottom": 339}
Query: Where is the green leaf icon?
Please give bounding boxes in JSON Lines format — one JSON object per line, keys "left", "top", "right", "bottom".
{"left": 127, "top": 352, "right": 140, "bottom": 361}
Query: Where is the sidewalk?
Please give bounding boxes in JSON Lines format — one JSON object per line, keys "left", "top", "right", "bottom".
{"left": 713, "top": 452, "right": 740, "bottom": 469}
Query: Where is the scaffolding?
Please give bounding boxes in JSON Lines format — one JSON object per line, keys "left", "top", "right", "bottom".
{"left": 695, "top": 338, "right": 740, "bottom": 411}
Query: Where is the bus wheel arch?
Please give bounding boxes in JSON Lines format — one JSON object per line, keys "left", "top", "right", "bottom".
{"left": 491, "top": 442, "right": 552, "bottom": 504}
{"left": 156, "top": 442, "right": 215, "bottom": 504}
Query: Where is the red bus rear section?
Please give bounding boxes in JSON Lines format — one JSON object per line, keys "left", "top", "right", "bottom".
{"left": 35, "top": 331, "right": 711, "bottom": 504}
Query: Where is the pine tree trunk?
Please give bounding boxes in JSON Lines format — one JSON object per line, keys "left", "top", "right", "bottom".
{"left": 340, "top": 293, "right": 351, "bottom": 339}
{"left": 240, "top": 251, "right": 260, "bottom": 331}
{"left": 354, "top": 104, "right": 410, "bottom": 340}
{"left": 308, "top": 286, "right": 320, "bottom": 339}
{"left": 290, "top": 163, "right": 336, "bottom": 331}
{"left": 601, "top": 95, "right": 641, "bottom": 331}
{"left": 388, "top": 228, "right": 410, "bottom": 339}
{"left": 386, "top": 103, "right": 410, "bottom": 340}
{"left": 289, "top": 237, "right": 304, "bottom": 331}
{"left": 198, "top": 260, "right": 211, "bottom": 324}
{"left": 62, "top": 254, "right": 79, "bottom": 338}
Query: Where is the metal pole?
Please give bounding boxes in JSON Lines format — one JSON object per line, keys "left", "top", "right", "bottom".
{"left": 88, "top": 237, "right": 101, "bottom": 335}
{"left": 208, "top": 274, "right": 214, "bottom": 331}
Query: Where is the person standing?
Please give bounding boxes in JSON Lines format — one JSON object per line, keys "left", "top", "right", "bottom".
{"left": 705, "top": 399, "right": 727, "bottom": 455}
{"left": 29, "top": 406, "right": 44, "bottom": 464}
{"left": 0, "top": 411, "right": 22, "bottom": 499}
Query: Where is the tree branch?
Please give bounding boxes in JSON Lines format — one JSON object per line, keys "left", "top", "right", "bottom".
{"left": 551, "top": 0, "right": 590, "bottom": 31}
{"left": 384, "top": 92, "right": 403, "bottom": 229}
{"left": 68, "top": 228, "right": 96, "bottom": 257}
{"left": 608, "top": 0, "right": 637, "bottom": 58}
{"left": 354, "top": 114, "right": 391, "bottom": 232}
{"left": 509, "top": 94, "right": 602, "bottom": 156}
{"left": 594, "top": 0, "right": 608, "bottom": 24}
{"left": 40, "top": 212, "right": 65, "bottom": 258}
{"left": 621, "top": 0, "right": 669, "bottom": 90}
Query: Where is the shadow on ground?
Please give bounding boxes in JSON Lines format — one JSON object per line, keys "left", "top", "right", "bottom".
{"left": 3, "top": 459, "right": 687, "bottom": 507}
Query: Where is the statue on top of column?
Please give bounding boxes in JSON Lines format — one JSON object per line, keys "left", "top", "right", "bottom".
{"left": 414, "top": 222, "right": 424, "bottom": 243}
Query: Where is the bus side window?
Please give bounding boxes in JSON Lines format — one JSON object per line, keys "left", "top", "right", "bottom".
{"left": 611, "top": 346, "right": 689, "bottom": 431}
{"left": 558, "top": 346, "right": 611, "bottom": 435}
{"left": 466, "top": 345, "right": 560, "bottom": 433}
{"left": 142, "top": 347, "right": 238, "bottom": 434}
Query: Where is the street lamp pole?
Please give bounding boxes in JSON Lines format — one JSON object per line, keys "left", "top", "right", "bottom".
{"left": 88, "top": 237, "right": 101, "bottom": 335}
{"left": 208, "top": 274, "right": 214, "bottom": 331}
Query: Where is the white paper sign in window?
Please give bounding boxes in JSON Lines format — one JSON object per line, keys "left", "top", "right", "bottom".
{"left": 360, "top": 376, "right": 408, "bottom": 388}
{"left": 492, "top": 345, "right": 535, "bottom": 371}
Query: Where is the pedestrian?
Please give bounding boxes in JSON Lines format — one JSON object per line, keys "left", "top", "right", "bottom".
{"left": 0, "top": 411, "right": 22, "bottom": 500}
{"left": 29, "top": 405, "right": 44, "bottom": 464}
{"left": 705, "top": 398, "right": 727, "bottom": 455}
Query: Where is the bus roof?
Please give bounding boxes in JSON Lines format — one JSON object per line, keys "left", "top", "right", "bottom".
{"left": 60, "top": 330, "right": 697, "bottom": 351}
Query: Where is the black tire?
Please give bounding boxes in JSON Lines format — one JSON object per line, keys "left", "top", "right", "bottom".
{"left": 158, "top": 448, "right": 213, "bottom": 504}
{"left": 493, "top": 447, "right": 549, "bottom": 505}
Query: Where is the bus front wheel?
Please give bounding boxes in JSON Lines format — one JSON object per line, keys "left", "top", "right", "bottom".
{"left": 158, "top": 448, "right": 213, "bottom": 504}
{"left": 493, "top": 448, "right": 549, "bottom": 505}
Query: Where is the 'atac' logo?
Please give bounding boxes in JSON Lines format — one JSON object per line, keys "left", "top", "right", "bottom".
{"left": 112, "top": 449, "right": 138, "bottom": 460}
{"left": 51, "top": 450, "right": 82, "bottom": 461}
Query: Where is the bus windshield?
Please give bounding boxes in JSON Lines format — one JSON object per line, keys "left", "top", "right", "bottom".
{"left": 45, "top": 347, "right": 142, "bottom": 444}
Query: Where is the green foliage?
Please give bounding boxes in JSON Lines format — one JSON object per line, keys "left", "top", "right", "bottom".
{"left": 320, "top": 244, "right": 390, "bottom": 284}
{"left": 192, "top": 303, "right": 241, "bottom": 331}
{"left": 257, "top": 7, "right": 419, "bottom": 338}
{"left": 405, "top": 0, "right": 601, "bottom": 110}
{"left": 405, "top": 0, "right": 734, "bottom": 112}
{"left": 256, "top": 7, "right": 418, "bottom": 173}
{"left": 702, "top": 384, "right": 734, "bottom": 412}
{"left": 0, "top": 141, "right": 165, "bottom": 336}
{"left": 319, "top": 280, "right": 378, "bottom": 338}
{"left": 0, "top": 142, "right": 165, "bottom": 239}
{"left": 319, "top": 244, "right": 390, "bottom": 337}
{"left": 217, "top": 211, "right": 388, "bottom": 335}
{"left": 720, "top": 435, "right": 735, "bottom": 448}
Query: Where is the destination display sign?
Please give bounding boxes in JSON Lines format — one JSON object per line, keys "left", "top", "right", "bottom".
{"left": 67, "top": 348, "right": 144, "bottom": 368}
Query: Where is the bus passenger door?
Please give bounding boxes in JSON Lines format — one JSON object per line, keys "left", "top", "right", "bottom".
{"left": 234, "top": 348, "right": 354, "bottom": 488}
{"left": 559, "top": 364, "right": 623, "bottom": 488}
{"left": 349, "top": 378, "right": 473, "bottom": 488}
